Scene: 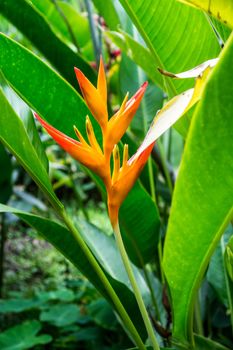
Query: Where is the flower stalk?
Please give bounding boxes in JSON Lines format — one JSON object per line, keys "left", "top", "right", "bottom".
{"left": 113, "top": 221, "right": 160, "bottom": 350}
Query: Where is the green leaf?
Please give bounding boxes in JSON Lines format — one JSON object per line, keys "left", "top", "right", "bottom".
{"left": 0, "top": 88, "right": 62, "bottom": 211}
{"left": 0, "top": 144, "right": 12, "bottom": 204}
{"left": 194, "top": 334, "right": 230, "bottom": 350}
{"left": 92, "top": 0, "right": 121, "bottom": 30}
{"left": 210, "top": 17, "right": 232, "bottom": 44}
{"left": 31, "top": 0, "right": 90, "bottom": 48}
{"left": 0, "top": 320, "right": 52, "bottom": 350}
{"left": 163, "top": 33, "right": 233, "bottom": 345}
{"left": 114, "top": 0, "right": 221, "bottom": 137}
{"left": 0, "top": 0, "right": 96, "bottom": 88}
{"left": 36, "top": 288, "right": 75, "bottom": 303}
{"left": 107, "top": 30, "right": 164, "bottom": 88}
{"left": 40, "top": 304, "right": 80, "bottom": 327}
{"left": 76, "top": 219, "right": 150, "bottom": 302}
{"left": 179, "top": 0, "right": 233, "bottom": 29}
{"left": 2, "top": 83, "right": 49, "bottom": 171}
{"left": 88, "top": 299, "right": 118, "bottom": 330}
{"left": 0, "top": 298, "right": 45, "bottom": 313}
{"left": 0, "top": 32, "right": 97, "bottom": 141}
{"left": 0, "top": 204, "right": 147, "bottom": 340}
{"left": 207, "top": 226, "right": 233, "bottom": 307}
{"left": 225, "top": 234, "right": 233, "bottom": 281}
{"left": 118, "top": 0, "right": 220, "bottom": 95}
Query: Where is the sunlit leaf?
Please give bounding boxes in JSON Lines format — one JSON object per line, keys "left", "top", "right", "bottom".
{"left": 118, "top": 0, "right": 220, "bottom": 95}
{"left": 179, "top": 0, "right": 233, "bottom": 29}
{"left": 163, "top": 33, "right": 233, "bottom": 344}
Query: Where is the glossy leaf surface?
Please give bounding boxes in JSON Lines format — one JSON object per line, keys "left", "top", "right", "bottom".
{"left": 31, "top": 0, "right": 90, "bottom": 48}
{"left": 163, "top": 34, "right": 233, "bottom": 344}
{"left": 179, "top": 0, "right": 233, "bottom": 29}
{"left": 119, "top": 0, "right": 220, "bottom": 95}
{"left": 0, "top": 0, "right": 96, "bottom": 87}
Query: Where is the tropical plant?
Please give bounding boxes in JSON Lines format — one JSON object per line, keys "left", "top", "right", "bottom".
{"left": 0, "top": 0, "right": 232, "bottom": 349}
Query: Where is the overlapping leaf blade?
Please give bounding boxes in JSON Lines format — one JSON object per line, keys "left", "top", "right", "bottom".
{"left": 163, "top": 34, "right": 233, "bottom": 345}
{"left": 179, "top": 0, "right": 233, "bottom": 29}
{"left": 118, "top": 0, "right": 220, "bottom": 94}
{"left": 0, "top": 0, "right": 96, "bottom": 88}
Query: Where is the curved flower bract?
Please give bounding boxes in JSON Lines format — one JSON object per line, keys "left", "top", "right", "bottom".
{"left": 35, "top": 56, "right": 216, "bottom": 227}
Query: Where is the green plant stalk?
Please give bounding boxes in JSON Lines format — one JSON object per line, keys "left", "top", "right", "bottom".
{"left": 158, "top": 241, "right": 165, "bottom": 285}
{"left": 221, "top": 236, "right": 233, "bottom": 334}
{"left": 157, "top": 139, "right": 173, "bottom": 195}
{"left": 84, "top": 0, "right": 101, "bottom": 66}
{"left": 59, "top": 207, "right": 146, "bottom": 350}
{"left": 51, "top": 0, "right": 80, "bottom": 52}
{"left": 113, "top": 221, "right": 160, "bottom": 350}
{"left": 194, "top": 292, "right": 204, "bottom": 336}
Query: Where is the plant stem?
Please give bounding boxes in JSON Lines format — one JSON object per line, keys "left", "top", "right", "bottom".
{"left": 157, "top": 140, "right": 173, "bottom": 195}
{"left": 148, "top": 156, "right": 157, "bottom": 203}
{"left": 59, "top": 208, "right": 146, "bottom": 350}
{"left": 113, "top": 221, "right": 160, "bottom": 350}
{"left": 158, "top": 240, "right": 165, "bottom": 284}
{"left": 84, "top": 0, "right": 101, "bottom": 66}
{"left": 221, "top": 235, "right": 233, "bottom": 334}
{"left": 194, "top": 292, "right": 204, "bottom": 336}
{"left": 51, "top": 0, "right": 80, "bottom": 52}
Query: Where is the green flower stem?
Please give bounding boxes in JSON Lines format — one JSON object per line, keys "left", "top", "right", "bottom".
{"left": 221, "top": 236, "right": 233, "bottom": 334}
{"left": 194, "top": 292, "right": 204, "bottom": 336}
{"left": 59, "top": 208, "right": 146, "bottom": 350}
{"left": 113, "top": 221, "right": 160, "bottom": 350}
{"left": 157, "top": 139, "right": 173, "bottom": 195}
{"left": 147, "top": 156, "right": 157, "bottom": 203}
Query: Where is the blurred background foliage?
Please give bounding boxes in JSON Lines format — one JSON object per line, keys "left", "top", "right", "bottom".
{"left": 0, "top": 0, "right": 232, "bottom": 349}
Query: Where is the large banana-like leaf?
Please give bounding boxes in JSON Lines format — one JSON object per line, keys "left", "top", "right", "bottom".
{"left": 0, "top": 0, "right": 96, "bottom": 88}
{"left": 179, "top": 0, "right": 233, "bottom": 29}
{"left": 0, "top": 33, "right": 160, "bottom": 266}
{"left": 118, "top": 0, "right": 220, "bottom": 95}
{"left": 163, "top": 33, "right": 233, "bottom": 346}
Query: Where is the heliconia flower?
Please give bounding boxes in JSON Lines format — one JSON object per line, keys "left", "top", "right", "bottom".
{"left": 104, "top": 82, "right": 147, "bottom": 154}
{"left": 74, "top": 57, "right": 108, "bottom": 129}
{"left": 107, "top": 142, "right": 155, "bottom": 226}
{"left": 35, "top": 56, "right": 217, "bottom": 227}
{"left": 34, "top": 113, "right": 107, "bottom": 179}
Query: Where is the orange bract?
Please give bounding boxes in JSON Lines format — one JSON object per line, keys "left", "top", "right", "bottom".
{"left": 35, "top": 57, "right": 153, "bottom": 227}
